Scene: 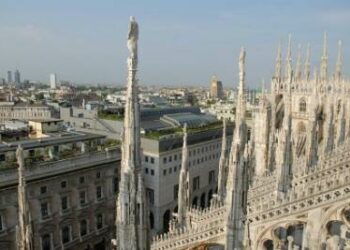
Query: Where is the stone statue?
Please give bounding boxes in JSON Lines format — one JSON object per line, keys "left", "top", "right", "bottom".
{"left": 127, "top": 16, "right": 139, "bottom": 60}
{"left": 239, "top": 47, "right": 246, "bottom": 74}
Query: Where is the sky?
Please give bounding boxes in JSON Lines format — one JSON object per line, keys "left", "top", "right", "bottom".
{"left": 0, "top": 0, "right": 349, "bottom": 88}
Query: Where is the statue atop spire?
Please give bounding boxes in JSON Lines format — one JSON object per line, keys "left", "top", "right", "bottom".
{"left": 237, "top": 47, "right": 246, "bottom": 122}
{"left": 336, "top": 40, "right": 343, "bottom": 82}
{"left": 320, "top": 32, "right": 328, "bottom": 82}
{"left": 16, "top": 145, "right": 33, "bottom": 250}
{"left": 115, "top": 17, "right": 149, "bottom": 250}
{"left": 304, "top": 43, "right": 311, "bottom": 81}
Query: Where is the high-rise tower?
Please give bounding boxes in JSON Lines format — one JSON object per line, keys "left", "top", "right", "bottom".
{"left": 115, "top": 17, "right": 149, "bottom": 250}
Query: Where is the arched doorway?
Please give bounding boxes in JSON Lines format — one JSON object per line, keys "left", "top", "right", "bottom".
{"left": 163, "top": 210, "right": 171, "bottom": 232}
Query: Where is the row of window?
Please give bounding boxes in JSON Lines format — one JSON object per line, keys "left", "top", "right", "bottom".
{"left": 39, "top": 172, "right": 102, "bottom": 195}
{"left": 143, "top": 143, "right": 221, "bottom": 166}
{"left": 40, "top": 187, "right": 104, "bottom": 219}
{"left": 41, "top": 215, "right": 104, "bottom": 250}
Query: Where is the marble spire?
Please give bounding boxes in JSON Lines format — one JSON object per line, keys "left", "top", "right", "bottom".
{"left": 116, "top": 16, "right": 149, "bottom": 250}
{"left": 320, "top": 32, "right": 328, "bottom": 82}
{"left": 295, "top": 44, "right": 302, "bottom": 81}
{"left": 275, "top": 42, "right": 282, "bottom": 82}
{"left": 177, "top": 123, "right": 190, "bottom": 228}
{"left": 276, "top": 68, "right": 293, "bottom": 195}
{"left": 16, "top": 145, "right": 33, "bottom": 250}
{"left": 336, "top": 40, "right": 343, "bottom": 82}
{"left": 225, "top": 47, "right": 249, "bottom": 250}
{"left": 217, "top": 119, "right": 228, "bottom": 201}
{"left": 304, "top": 43, "right": 311, "bottom": 81}
{"left": 285, "top": 34, "right": 293, "bottom": 80}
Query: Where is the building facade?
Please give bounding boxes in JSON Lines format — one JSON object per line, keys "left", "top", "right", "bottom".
{"left": 210, "top": 76, "right": 224, "bottom": 100}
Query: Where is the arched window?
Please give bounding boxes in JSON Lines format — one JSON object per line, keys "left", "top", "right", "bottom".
{"left": 41, "top": 234, "right": 51, "bottom": 250}
{"left": 299, "top": 98, "right": 307, "bottom": 112}
{"left": 80, "top": 220, "right": 88, "bottom": 236}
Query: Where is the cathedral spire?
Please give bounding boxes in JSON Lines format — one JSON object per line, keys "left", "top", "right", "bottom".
{"left": 225, "top": 48, "right": 249, "bottom": 250}
{"left": 116, "top": 17, "right": 149, "bottom": 250}
{"left": 16, "top": 145, "right": 33, "bottom": 250}
{"left": 304, "top": 43, "right": 311, "bottom": 81}
{"left": 320, "top": 32, "right": 328, "bottom": 82}
{"left": 285, "top": 34, "right": 293, "bottom": 80}
{"left": 336, "top": 40, "right": 343, "bottom": 82}
{"left": 274, "top": 42, "right": 282, "bottom": 82}
{"left": 237, "top": 47, "right": 246, "bottom": 123}
{"left": 177, "top": 123, "right": 190, "bottom": 227}
{"left": 295, "top": 44, "right": 302, "bottom": 81}
{"left": 217, "top": 119, "right": 228, "bottom": 201}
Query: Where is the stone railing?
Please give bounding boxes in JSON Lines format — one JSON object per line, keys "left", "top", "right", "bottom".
{"left": 151, "top": 203, "right": 226, "bottom": 250}
{"left": 0, "top": 148, "right": 120, "bottom": 187}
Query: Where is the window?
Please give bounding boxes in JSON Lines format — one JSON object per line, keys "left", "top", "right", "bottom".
{"left": 96, "top": 172, "right": 101, "bottom": 179}
{"left": 79, "top": 176, "right": 85, "bottom": 184}
{"left": 79, "top": 191, "right": 87, "bottom": 206}
{"left": 150, "top": 157, "right": 155, "bottom": 164}
{"left": 96, "top": 186, "right": 103, "bottom": 200}
{"left": 80, "top": 220, "right": 88, "bottom": 236}
{"left": 41, "top": 234, "right": 51, "bottom": 250}
{"left": 299, "top": 98, "right": 307, "bottom": 112}
{"left": 40, "top": 186, "right": 47, "bottom": 194}
{"left": 61, "top": 181, "right": 67, "bottom": 189}
{"left": 209, "top": 170, "right": 215, "bottom": 184}
{"left": 193, "top": 176, "right": 200, "bottom": 191}
{"left": 151, "top": 170, "right": 155, "bottom": 176}
{"left": 163, "top": 169, "right": 167, "bottom": 176}
{"left": 61, "top": 196, "right": 68, "bottom": 211}
{"left": 169, "top": 168, "right": 172, "bottom": 174}
{"left": 96, "top": 214, "right": 103, "bottom": 229}
{"left": 41, "top": 202, "right": 49, "bottom": 218}
{"left": 145, "top": 156, "right": 149, "bottom": 162}
{"left": 174, "top": 155, "right": 177, "bottom": 161}
{"left": 61, "top": 226, "right": 70, "bottom": 244}
{"left": 146, "top": 188, "right": 154, "bottom": 205}
{"left": 174, "top": 185, "right": 179, "bottom": 200}
{"left": 174, "top": 166, "right": 177, "bottom": 172}
{"left": 145, "top": 168, "right": 149, "bottom": 174}
{"left": 169, "top": 156, "right": 172, "bottom": 162}
{"left": 0, "top": 155, "right": 5, "bottom": 161}
{"left": 163, "top": 157, "right": 167, "bottom": 164}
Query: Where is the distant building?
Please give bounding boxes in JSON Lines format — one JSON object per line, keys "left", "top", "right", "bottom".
{"left": 50, "top": 73, "right": 57, "bottom": 89}
{"left": 14, "top": 70, "right": 21, "bottom": 84}
{"left": 210, "top": 75, "right": 223, "bottom": 99}
{"left": 7, "top": 71, "right": 12, "bottom": 84}
{"left": 0, "top": 103, "right": 52, "bottom": 121}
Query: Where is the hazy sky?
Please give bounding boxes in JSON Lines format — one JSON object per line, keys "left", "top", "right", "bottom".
{"left": 0, "top": 0, "right": 349, "bottom": 88}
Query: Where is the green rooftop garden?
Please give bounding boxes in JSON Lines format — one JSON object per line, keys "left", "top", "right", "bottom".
{"left": 143, "top": 120, "right": 223, "bottom": 140}
{"left": 97, "top": 110, "right": 124, "bottom": 121}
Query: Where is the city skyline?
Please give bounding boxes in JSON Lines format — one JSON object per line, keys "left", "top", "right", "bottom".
{"left": 0, "top": 0, "right": 349, "bottom": 87}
